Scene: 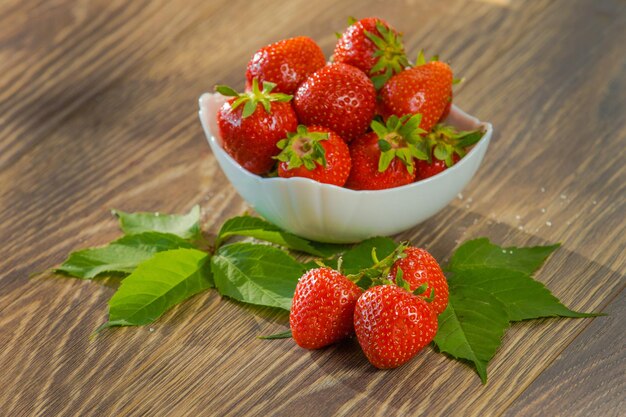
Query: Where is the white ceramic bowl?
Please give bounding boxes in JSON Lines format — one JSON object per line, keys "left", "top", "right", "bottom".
{"left": 199, "top": 93, "right": 493, "bottom": 243}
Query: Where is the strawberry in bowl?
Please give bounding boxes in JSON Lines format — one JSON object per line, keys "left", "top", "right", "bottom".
{"left": 198, "top": 18, "right": 493, "bottom": 242}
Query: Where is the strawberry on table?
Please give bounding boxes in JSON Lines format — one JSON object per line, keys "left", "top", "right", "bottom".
{"left": 345, "top": 114, "right": 428, "bottom": 190}
{"left": 389, "top": 247, "right": 449, "bottom": 315}
{"left": 334, "top": 17, "right": 409, "bottom": 89}
{"left": 290, "top": 267, "right": 362, "bottom": 349}
{"left": 246, "top": 36, "right": 327, "bottom": 95}
{"left": 415, "top": 124, "right": 484, "bottom": 180}
{"left": 354, "top": 285, "right": 438, "bottom": 369}
{"left": 294, "top": 63, "right": 376, "bottom": 142}
{"left": 215, "top": 79, "right": 297, "bottom": 175}
{"left": 380, "top": 51, "right": 453, "bottom": 132}
{"left": 275, "top": 125, "right": 351, "bottom": 186}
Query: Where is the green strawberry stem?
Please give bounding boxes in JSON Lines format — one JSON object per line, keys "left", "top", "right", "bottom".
{"left": 274, "top": 126, "right": 329, "bottom": 171}
{"left": 367, "top": 21, "right": 410, "bottom": 89}
{"left": 214, "top": 78, "right": 292, "bottom": 118}
{"left": 414, "top": 49, "right": 441, "bottom": 67}
{"left": 427, "top": 124, "right": 485, "bottom": 167}
{"left": 370, "top": 114, "right": 428, "bottom": 174}
{"left": 346, "top": 243, "right": 409, "bottom": 286}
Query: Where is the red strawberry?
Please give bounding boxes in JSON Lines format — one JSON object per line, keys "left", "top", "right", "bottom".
{"left": 290, "top": 267, "right": 362, "bottom": 349}
{"left": 439, "top": 91, "right": 453, "bottom": 122}
{"left": 389, "top": 247, "right": 449, "bottom": 315}
{"left": 246, "top": 36, "right": 326, "bottom": 95}
{"left": 354, "top": 285, "right": 438, "bottom": 369}
{"left": 276, "top": 126, "right": 351, "bottom": 186}
{"left": 334, "top": 17, "right": 409, "bottom": 89}
{"left": 415, "top": 154, "right": 460, "bottom": 180}
{"left": 345, "top": 114, "right": 428, "bottom": 190}
{"left": 294, "top": 63, "right": 376, "bottom": 142}
{"left": 380, "top": 53, "right": 453, "bottom": 132}
{"left": 215, "top": 80, "right": 297, "bottom": 174}
{"left": 415, "top": 124, "right": 484, "bottom": 180}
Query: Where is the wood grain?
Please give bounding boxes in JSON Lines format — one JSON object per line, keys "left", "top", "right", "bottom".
{"left": 0, "top": 0, "right": 624, "bottom": 416}
{"left": 504, "top": 287, "right": 626, "bottom": 417}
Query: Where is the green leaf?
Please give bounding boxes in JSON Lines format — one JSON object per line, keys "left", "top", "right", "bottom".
{"left": 378, "top": 150, "right": 396, "bottom": 172}
{"left": 113, "top": 205, "right": 201, "bottom": 240}
{"left": 258, "top": 329, "right": 292, "bottom": 339}
{"left": 242, "top": 99, "right": 257, "bottom": 118}
{"left": 451, "top": 268, "right": 597, "bottom": 321}
{"left": 377, "top": 139, "right": 392, "bottom": 152}
{"left": 456, "top": 131, "right": 484, "bottom": 148}
{"left": 371, "top": 120, "right": 388, "bottom": 139}
{"left": 211, "top": 243, "right": 306, "bottom": 310}
{"left": 435, "top": 238, "right": 600, "bottom": 383}
{"left": 214, "top": 85, "right": 239, "bottom": 96}
{"left": 95, "top": 248, "right": 213, "bottom": 331}
{"left": 416, "top": 50, "right": 426, "bottom": 66}
{"left": 448, "top": 238, "right": 560, "bottom": 276}
{"left": 216, "top": 215, "right": 347, "bottom": 258}
{"left": 447, "top": 239, "right": 596, "bottom": 320}
{"left": 339, "top": 237, "right": 398, "bottom": 275}
{"left": 434, "top": 286, "right": 510, "bottom": 384}
{"left": 56, "top": 232, "right": 194, "bottom": 279}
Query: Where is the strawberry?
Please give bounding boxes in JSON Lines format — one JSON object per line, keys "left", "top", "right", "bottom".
{"left": 380, "top": 52, "right": 453, "bottom": 132}
{"left": 354, "top": 285, "right": 438, "bottom": 369}
{"left": 415, "top": 154, "right": 460, "bottom": 180}
{"left": 246, "top": 36, "right": 326, "bottom": 95}
{"left": 415, "top": 124, "right": 484, "bottom": 180}
{"left": 439, "top": 91, "right": 453, "bottom": 122}
{"left": 294, "top": 63, "right": 376, "bottom": 142}
{"left": 290, "top": 267, "right": 362, "bottom": 349}
{"left": 215, "top": 79, "right": 297, "bottom": 174}
{"left": 389, "top": 247, "right": 449, "bottom": 315}
{"left": 345, "top": 114, "right": 428, "bottom": 190}
{"left": 275, "top": 125, "right": 351, "bottom": 186}
{"left": 334, "top": 17, "right": 409, "bottom": 89}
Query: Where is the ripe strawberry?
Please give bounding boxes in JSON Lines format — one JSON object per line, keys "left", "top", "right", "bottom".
{"left": 294, "top": 63, "right": 376, "bottom": 142}
{"left": 439, "top": 91, "right": 453, "bottom": 122}
{"left": 275, "top": 126, "right": 351, "bottom": 186}
{"left": 215, "top": 79, "right": 297, "bottom": 174}
{"left": 415, "top": 154, "right": 460, "bottom": 179}
{"left": 334, "top": 17, "right": 409, "bottom": 89}
{"left": 415, "top": 124, "right": 484, "bottom": 180}
{"left": 290, "top": 267, "right": 362, "bottom": 349}
{"left": 345, "top": 114, "right": 428, "bottom": 190}
{"left": 389, "top": 247, "right": 449, "bottom": 315}
{"left": 246, "top": 36, "right": 326, "bottom": 95}
{"left": 380, "top": 52, "right": 453, "bottom": 132}
{"left": 354, "top": 285, "right": 438, "bottom": 369}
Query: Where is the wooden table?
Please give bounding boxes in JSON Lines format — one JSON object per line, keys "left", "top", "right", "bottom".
{"left": 1, "top": 0, "right": 624, "bottom": 415}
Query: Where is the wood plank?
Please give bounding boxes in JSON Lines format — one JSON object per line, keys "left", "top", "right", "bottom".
{"left": 0, "top": 0, "right": 226, "bottom": 169}
{"left": 504, "top": 287, "right": 626, "bottom": 417}
{"left": 0, "top": 0, "right": 624, "bottom": 415}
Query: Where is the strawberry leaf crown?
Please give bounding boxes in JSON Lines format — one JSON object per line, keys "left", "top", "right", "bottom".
{"left": 426, "top": 124, "right": 484, "bottom": 167}
{"left": 275, "top": 125, "right": 329, "bottom": 171}
{"left": 345, "top": 243, "right": 409, "bottom": 288}
{"left": 343, "top": 243, "right": 437, "bottom": 300}
{"left": 215, "top": 78, "right": 292, "bottom": 118}
{"left": 414, "top": 49, "right": 439, "bottom": 67}
{"left": 415, "top": 50, "right": 464, "bottom": 84}
{"left": 370, "top": 114, "right": 428, "bottom": 174}
{"left": 364, "top": 21, "right": 410, "bottom": 89}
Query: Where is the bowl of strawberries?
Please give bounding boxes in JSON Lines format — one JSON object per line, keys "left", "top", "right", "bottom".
{"left": 199, "top": 17, "right": 493, "bottom": 243}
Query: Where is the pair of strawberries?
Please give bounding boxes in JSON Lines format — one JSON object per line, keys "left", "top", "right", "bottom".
{"left": 216, "top": 17, "right": 482, "bottom": 190}
{"left": 290, "top": 247, "right": 448, "bottom": 369}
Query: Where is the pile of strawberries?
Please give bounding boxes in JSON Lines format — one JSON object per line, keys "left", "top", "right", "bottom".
{"left": 289, "top": 245, "right": 448, "bottom": 368}
{"left": 215, "top": 17, "right": 483, "bottom": 190}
